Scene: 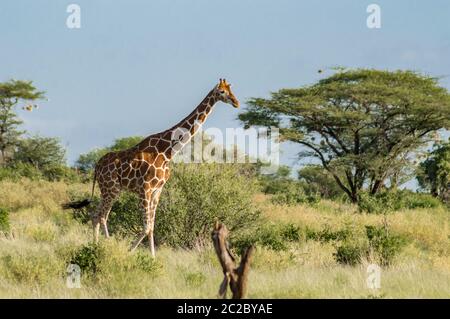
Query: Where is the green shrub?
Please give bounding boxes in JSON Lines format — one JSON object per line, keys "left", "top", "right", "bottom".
{"left": 258, "top": 229, "right": 288, "bottom": 251}
{"left": 258, "top": 167, "right": 321, "bottom": 206}
{"left": 333, "top": 243, "right": 364, "bottom": 266}
{"left": 0, "top": 163, "right": 43, "bottom": 181}
{"left": 42, "top": 165, "right": 81, "bottom": 182}
{"left": 270, "top": 181, "right": 320, "bottom": 206}
{"left": 306, "top": 225, "right": 351, "bottom": 243}
{"left": 0, "top": 207, "right": 10, "bottom": 232}
{"left": 280, "top": 223, "right": 301, "bottom": 242}
{"left": 261, "top": 178, "right": 293, "bottom": 195}
{"left": 183, "top": 271, "right": 206, "bottom": 288}
{"left": 358, "top": 191, "right": 442, "bottom": 213}
{"left": 133, "top": 250, "right": 163, "bottom": 275}
{"left": 399, "top": 192, "right": 442, "bottom": 209}
{"left": 70, "top": 243, "right": 104, "bottom": 274}
{"left": 358, "top": 192, "right": 394, "bottom": 214}
{"left": 232, "top": 223, "right": 301, "bottom": 253}
{"left": 158, "top": 163, "right": 261, "bottom": 248}
{"left": 297, "top": 165, "right": 345, "bottom": 199}
{"left": 0, "top": 162, "right": 80, "bottom": 182}
{"left": 365, "top": 225, "right": 408, "bottom": 266}
{"left": 333, "top": 224, "right": 408, "bottom": 266}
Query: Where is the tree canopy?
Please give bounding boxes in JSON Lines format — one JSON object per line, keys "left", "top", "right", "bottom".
{"left": 239, "top": 69, "right": 450, "bottom": 202}
{"left": 14, "top": 135, "right": 66, "bottom": 170}
{"left": 0, "top": 80, "right": 45, "bottom": 164}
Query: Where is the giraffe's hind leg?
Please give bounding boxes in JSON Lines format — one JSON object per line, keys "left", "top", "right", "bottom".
{"left": 92, "top": 195, "right": 116, "bottom": 243}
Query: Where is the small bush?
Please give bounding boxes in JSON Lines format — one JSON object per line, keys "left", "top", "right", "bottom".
{"left": 133, "top": 250, "right": 162, "bottom": 275}
{"left": 280, "top": 223, "right": 301, "bottom": 242}
{"left": 306, "top": 225, "right": 351, "bottom": 243}
{"left": 358, "top": 192, "right": 394, "bottom": 214}
{"left": 399, "top": 192, "right": 442, "bottom": 209}
{"left": 270, "top": 181, "right": 320, "bottom": 206}
{"left": 365, "top": 225, "right": 408, "bottom": 266}
{"left": 298, "top": 165, "right": 345, "bottom": 199}
{"left": 0, "top": 163, "right": 43, "bottom": 181}
{"left": 183, "top": 271, "right": 206, "bottom": 288}
{"left": 232, "top": 223, "right": 301, "bottom": 253}
{"left": 0, "top": 207, "right": 10, "bottom": 232}
{"left": 333, "top": 224, "right": 408, "bottom": 266}
{"left": 42, "top": 165, "right": 81, "bottom": 182}
{"left": 70, "top": 243, "right": 104, "bottom": 274}
{"left": 333, "top": 243, "right": 364, "bottom": 266}
{"left": 0, "top": 162, "right": 80, "bottom": 183}
{"left": 259, "top": 229, "right": 288, "bottom": 251}
{"left": 358, "top": 191, "right": 442, "bottom": 213}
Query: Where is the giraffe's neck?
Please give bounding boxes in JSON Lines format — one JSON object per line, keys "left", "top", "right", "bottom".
{"left": 139, "top": 88, "right": 219, "bottom": 160}
{"left": 167, "top": 88, "right": 218, "bottom": 137}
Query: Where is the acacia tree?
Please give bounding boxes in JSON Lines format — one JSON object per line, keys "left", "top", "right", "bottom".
{"left": 239, "top": 69, "right": 450, "bottom": 203}
{"left": 0, "top": 80, "right": 45, "bottom": 164}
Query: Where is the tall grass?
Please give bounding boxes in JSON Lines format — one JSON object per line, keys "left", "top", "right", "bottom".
{"left": 0, "top": 178, "right": 449, "bottom": 298}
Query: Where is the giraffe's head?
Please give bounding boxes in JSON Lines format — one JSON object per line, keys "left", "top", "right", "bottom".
{"left": 215, "top": 79, "right": 240, "bottom": 108}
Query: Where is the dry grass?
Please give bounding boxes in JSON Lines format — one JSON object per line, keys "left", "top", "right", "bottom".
{"left": 0, "top": 179, "right": 449, "bottom": 298}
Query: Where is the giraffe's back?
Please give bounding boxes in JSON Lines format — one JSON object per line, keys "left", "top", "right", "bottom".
{"left": 96, "top": 147, "right": 169, "bottom": 194}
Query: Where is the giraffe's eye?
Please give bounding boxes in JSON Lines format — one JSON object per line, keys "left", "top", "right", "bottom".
{"left": 219, "top": 90, "right": 226, "bottom": 94}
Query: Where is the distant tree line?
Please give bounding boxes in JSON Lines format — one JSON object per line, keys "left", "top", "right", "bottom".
{"left": 1, "top": 71, "right": 449, "bottom": 207}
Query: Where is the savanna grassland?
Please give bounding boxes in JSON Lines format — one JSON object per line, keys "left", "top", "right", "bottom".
{"left": 0, "top": 178, "right": 449, "bottom": 298}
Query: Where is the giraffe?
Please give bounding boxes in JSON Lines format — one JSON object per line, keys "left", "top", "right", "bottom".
{"left": 63, "top": 79, "right": 240, "bottom": 257}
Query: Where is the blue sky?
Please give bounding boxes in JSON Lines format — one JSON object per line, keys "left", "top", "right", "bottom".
{"left": 1, "top": 0, "right": 449, "bottom": 184}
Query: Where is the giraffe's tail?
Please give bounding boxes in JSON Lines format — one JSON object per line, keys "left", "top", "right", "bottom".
{"left": 61, "top": 168, "right": 97, "bottom": 210}
{"left": 61, "top": 199, "right": 92, "bottom": 210}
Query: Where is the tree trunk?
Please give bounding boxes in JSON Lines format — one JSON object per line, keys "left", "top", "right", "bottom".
{"left": 0, "top": 147, "right": 5, "bottom": 167}
{"left": 350, "top": 191, "right": 358, "bottom": 203}
{"left": 371, "top": 179, "right": 384, "bottom": 195}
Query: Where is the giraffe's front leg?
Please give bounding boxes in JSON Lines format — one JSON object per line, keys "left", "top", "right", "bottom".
{"left": 130, "top": 188, "right": 162, "bottom": 257}
{"left": 101, "top": 220, "right": 110, "bottom": 238}
{"left": 130, "top": 192, "right": 153, "bottom": 253}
